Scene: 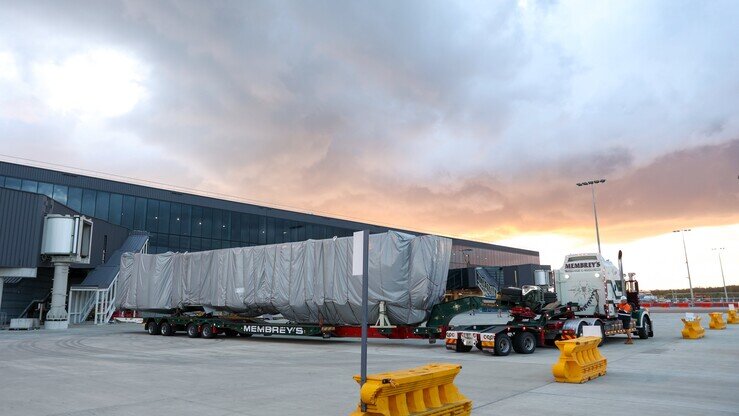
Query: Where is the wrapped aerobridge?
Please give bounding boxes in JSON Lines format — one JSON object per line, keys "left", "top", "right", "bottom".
{"left": 117, "top": 231, "right": 452, "bottom": 326}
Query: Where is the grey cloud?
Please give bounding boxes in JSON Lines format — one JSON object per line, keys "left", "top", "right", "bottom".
{"left": 1, "top": 1, "right": 738, "bottom": 244}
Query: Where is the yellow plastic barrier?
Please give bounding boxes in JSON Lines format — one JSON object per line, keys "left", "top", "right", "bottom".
{"left": 681, "top": 317, "right": 705, "bottom": 339}
{"left": 727, "top": 310, "right": 738, "bottom": 324}
{"left": 709, "top": 312, "right": 727, "bottom": 330}
{"left": 551, "top": 336, "right": 607, "bottom": 384}
{"left": 350, "top": 363, "right": 472, "bottom": 416}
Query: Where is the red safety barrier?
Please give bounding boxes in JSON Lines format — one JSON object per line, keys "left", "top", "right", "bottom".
{"left": 641, "top": 302, "right": 735, "bottom": 308}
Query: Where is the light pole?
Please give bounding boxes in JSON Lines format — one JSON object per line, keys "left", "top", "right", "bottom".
{"left": 673, "top": 229, "right": 694, "bottom": 304}
{"left": 713, "top": 248, "right": 728, "bottom": 301}
{"left": 576, "top": 179, "right": 606, "bottom": 254}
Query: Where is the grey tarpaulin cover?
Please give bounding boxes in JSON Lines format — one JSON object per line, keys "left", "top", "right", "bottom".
{"left": 117, "top": 231, "right": 451, "bottom": 325}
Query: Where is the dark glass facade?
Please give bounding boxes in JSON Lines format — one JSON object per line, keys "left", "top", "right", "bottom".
{"left": 0, "top": 174, "right": 353, "bottom": 254}
{"left": 0, "top": 163, "right": 541, "bottom": 267}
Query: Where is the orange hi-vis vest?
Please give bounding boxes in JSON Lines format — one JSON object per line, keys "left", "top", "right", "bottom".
{"left": 617, "top": 302, "right": 632, "bottom": 317}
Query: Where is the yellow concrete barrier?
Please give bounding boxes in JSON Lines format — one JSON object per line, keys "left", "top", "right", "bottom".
{"left": 681, "top": 317, "right": 705, "bottom": 339}
{"left": 551, "top": 336, "right": 607, "bottom": 384}
{"left": 727, "top": 310, "right": 738, "bottom": 324}
{"left": 709, "top": 312, "right": 727, "bottom": 330}
{"left": 350, "top": 363, "right": 472, "bottom": 416}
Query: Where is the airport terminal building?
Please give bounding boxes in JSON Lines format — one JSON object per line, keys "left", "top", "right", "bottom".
{"left": 0, "top": 161, "right": 540, "bottom": 322}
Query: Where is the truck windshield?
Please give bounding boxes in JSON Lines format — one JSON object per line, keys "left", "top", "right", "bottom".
{"left": 568, "top": 255, "right": 597, "bottom": 262}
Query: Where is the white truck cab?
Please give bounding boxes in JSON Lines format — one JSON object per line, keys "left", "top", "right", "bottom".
{"left": 553, "top": 253, "right": 624, "bottom": 318}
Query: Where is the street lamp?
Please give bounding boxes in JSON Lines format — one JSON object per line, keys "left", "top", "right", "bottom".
{"left": 673, "top": 229, "right": 694, "bottom": 304}
{"left": 576, "top": 179, "right": 606, "bottom": 254}
{"left": 712, "top": 248, "right": 728, "bottom": 301}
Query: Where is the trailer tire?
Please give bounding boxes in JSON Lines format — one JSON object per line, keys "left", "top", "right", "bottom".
{"left": 160, "top": 321, "right": 174, "bottom": 336}
{"left": 186, "top": 323, "right": 200, "bottom": 338}
{"left": 493, "top": 333, "right": 511, "bottom": 356}
{"left": 638, "top": 317, "right": 651, "bottom": 340}
{"left": 201, "top": 324, "right": 215, "bottom": 339}
{"left": 513, "top": 331, "right": 536, "bottom": 354}
{"left": 147, "top": 321, "right": 159, "bottom": 335}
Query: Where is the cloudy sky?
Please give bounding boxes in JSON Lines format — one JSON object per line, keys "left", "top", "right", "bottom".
{"left": 1, "top": 1, "right": 737, "bottom": 290}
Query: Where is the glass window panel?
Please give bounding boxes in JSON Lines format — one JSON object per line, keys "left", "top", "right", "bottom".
{"left": 266, "top": 217, "right": 275, "bottom": 244}
{"left": 179, "top": 236, "right": 190, "bottom": 251}
{"left": 133, "top": 197, "right": 147, "bottom": 230}
{"left": 95, "top": 191, "right": 109, "bottom": 221}
{"left": 240, "top": 213, "right": 250, "bottom": 242}
{"left": 169, "top": 203, "right": 181, "bottom": 235}
{"left": 121, "top": 195, "right": 135, "bottom": 228}
{"left": 81, "top": 189, "right": 97, "bottom": 216}
{"left": 158, "top": 201, "right": 170, "bottom": 234}
{"left": 229, "top": 212, "right": 239, "bottom": 241}
{"left": 21, "top": 179, "right": 38, "bottom": 193}
{"left": 213, "top": 209, "right": 223, "bottom": 240}
{"left": 277, "top": 219, "right": 286, "bottom": 243}
{"left": 67, "top": 187, "right": 82, "bottom": 211}
{"left": 108, "top": 193, "right": 123, "bottom": 225}
{"left": 223, "top": 211, "right": 232, "bottom": 241}
{"left": 169, "top": 235, "right": 180, "bottom": 251}
{"left": 180, "top": 204, "right": 191, "bottom": 236}
{"left": 38, "top": 182, "right": 53, "bottom": 198}
{"left": 5, "top": 177, "right": 21, "bottom": 190}
{"left": 191, "top": 206, "right": 203, "bottom": 237}
{"left": 52, "top": 185, "right": 68, "bottom": 205}
{"left": 259, "top": 216, "right": 267, "bottom": 244}
{"left": 146, "top": 199, "right": 159, "bottom": 232}
{"left": 191, "top": 237, "right": 202, "bottom": 251}
{"left": 0, "top": 175, "right": 5, "bottom": 187}
{"left": 202, "top": 207, "right": 213, "bottom": 238}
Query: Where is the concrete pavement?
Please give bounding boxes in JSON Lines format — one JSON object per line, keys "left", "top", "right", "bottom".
{"left": 0, "top": 312, "right": 737, "bottom": 415}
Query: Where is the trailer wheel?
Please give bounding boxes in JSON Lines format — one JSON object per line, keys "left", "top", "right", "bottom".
{"left": 638, "top": 317, "right": 651, "bottom": 340}
{"left": 147, "top": 321, "right": 159, "bottom": 336}
{"left": 186, "top": 323, "right": 200, "bottom": 338}
{"left": 201, "top": 324, "right": 215, "bottom": 339}
{"left": 493, "top": 333, "right": 511, "bottom": 356}
{"left": 160, "top": 321, "right": 174, "bottom": 336}
{"left": 513, "top": 332, "right": 536, "bottom": 354}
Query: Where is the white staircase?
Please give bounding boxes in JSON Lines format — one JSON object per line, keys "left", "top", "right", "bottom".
{"left": 68, "top": 233, "right": 148, "bottom": 325}
{"left": 68, "top": 277, "right": 118, "bottom": 325}
{"left": 476, "top": 273, "right": 497, "bottom": 298}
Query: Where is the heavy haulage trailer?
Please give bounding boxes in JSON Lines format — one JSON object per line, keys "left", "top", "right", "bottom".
{"left": 119, "top": 231, "right": 503, "bottom": 342}
{"left": 445, "top": 251, "right": 654, "bottom": 356}
{"left": 143, "top": 296, "right": 497, "bottom": 341}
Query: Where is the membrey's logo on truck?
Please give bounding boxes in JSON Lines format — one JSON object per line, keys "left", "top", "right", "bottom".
{"left": 565, "top": 261, "right": 601, "bottom": 270}
{"left": 243, "top": 325, "right": 305, "bottom": 335}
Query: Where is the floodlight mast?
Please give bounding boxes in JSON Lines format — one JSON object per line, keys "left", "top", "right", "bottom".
{"left": 576, "top": 179, "right": 606, "bottom": 254}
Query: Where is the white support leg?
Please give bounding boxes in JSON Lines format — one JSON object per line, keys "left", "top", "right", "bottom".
{"left": 45, "top": 263, "right": 70, "bottom": 329}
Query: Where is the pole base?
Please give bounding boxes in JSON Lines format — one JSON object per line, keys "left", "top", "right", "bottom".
{"left": 44, "top": 320, "right": 69, "bottom": 330}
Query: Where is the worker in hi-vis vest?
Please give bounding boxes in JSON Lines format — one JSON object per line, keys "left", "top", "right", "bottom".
{"left": 617, "top": 296, "right": 634, "bottom": 344}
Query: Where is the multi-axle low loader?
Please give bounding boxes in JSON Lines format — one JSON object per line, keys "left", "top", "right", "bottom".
{"left": 445, "top": 251, "right": 654, "bottom": 356}
{"left": 143, "top": 296, "right": 498, "bottom": 342}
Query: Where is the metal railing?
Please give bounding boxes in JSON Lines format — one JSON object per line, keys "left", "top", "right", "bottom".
{"left": 475, "top": 273, "right": 497, "bottom": 298}
{"left": 68, "top": 274, "right": 118, "bottom": 325}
